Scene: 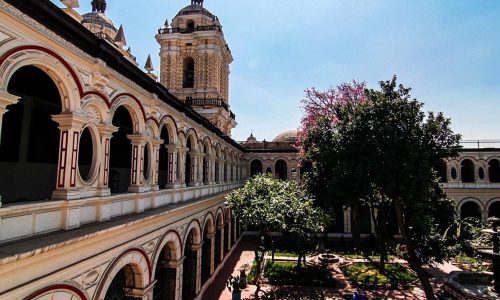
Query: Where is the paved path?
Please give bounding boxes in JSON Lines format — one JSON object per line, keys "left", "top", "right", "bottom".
{"left": 202, "top": 237, "right": 257, "bottom": 300}
{"left": 202, "top": 237, "right": 458, "bottom": 299}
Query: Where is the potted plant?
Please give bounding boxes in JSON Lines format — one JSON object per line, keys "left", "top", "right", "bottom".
{"left": 227, "top": 275, "right": 241, "bottom": 300}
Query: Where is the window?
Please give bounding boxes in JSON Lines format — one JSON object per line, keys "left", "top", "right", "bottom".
{"left": 183, "top": 57, "right": 195, "bottom": 88}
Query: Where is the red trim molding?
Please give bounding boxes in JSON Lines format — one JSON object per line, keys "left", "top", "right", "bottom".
{"left": 25, "top": 284, "right": 87, "bottom": 300}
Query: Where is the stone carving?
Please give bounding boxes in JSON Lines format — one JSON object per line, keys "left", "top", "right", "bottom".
{"left": 83, "top": 269, "right": 100, "bottom": 286}
{"left": 84, "top": 105, "right": 101, "bottom": 124}
{"left": 91, "top": 72, "right": 109, "bottom": 91}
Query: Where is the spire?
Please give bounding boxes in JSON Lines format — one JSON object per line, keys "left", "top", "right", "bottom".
{"left": 144, "top": 55, "right": 154, "bottom": 72}
{"left": 114, "top": 25, "right": 127, "bottom": 48}
{"left": 191, "top": 0, "right": 203, "bottom": 6}
{"left": 91, "top": 0, "right": 106, "bottom": 13}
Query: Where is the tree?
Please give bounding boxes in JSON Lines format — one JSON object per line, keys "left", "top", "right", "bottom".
{"left": 300, "top": 76, "right": 461, "bottom": 300}
{"left": 298, "top": 81, "right": 368, "bottom": 245}
{"left": 225, "top": 174, "right": 324, "bottom": 297}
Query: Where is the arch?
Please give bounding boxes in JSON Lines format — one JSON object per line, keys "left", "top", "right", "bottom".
{"left": 458, "top": 198, "right": 483, "bottom": 220}
{"left": 1, "top": 65, "right": 63, "bottom": 203}
{"left": 250, "top": 159, "right": 263, "bottom": 177}
{"left": 489, "top": 159, "right": 500, "bottom": 183}
{"left": 488, "top": 199, "right": 500, "bottom": 218}
{"left": 95, "top": 248, "right": 151, "bottom": 300}
{"left": 145, "top": 119, "right": 160, "bottom": 139}
{"left": 109, "top": 95, "right": 145, "bottom": 134}
{"left": 275, "top": 159, "right": 288, "bottom": 180}
{"left": 152, "top": 230, "right": 183, "bottom": 275}
{"left": 215, "top": 207, "right": 225, "bottom": 226}
{"left": 202, "top": 212, "right": 216, "bottom": 235}
{"left": 0, "top": 45, "right": 82, "bottom": 112}
{"left": 25, "top": 283, "right": 88, "bottom": 300}
{"left": 159, "top": 115, "right": 179, "bottom": 144}
{"left": 460, "top": 158, "right": 475, "bottom": 183}
{"left": 182, "top": 219, "right": 202, "bottom": 253}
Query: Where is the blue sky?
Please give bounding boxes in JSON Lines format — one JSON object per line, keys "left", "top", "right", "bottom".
{"left": 52, "top": 0, "right": 500, "bottom": 142}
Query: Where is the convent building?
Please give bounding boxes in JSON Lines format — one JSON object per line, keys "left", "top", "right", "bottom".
{"left": 0, "top": 0, "right": 499, "bottom": 299}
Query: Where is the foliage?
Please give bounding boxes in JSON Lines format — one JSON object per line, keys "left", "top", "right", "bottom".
{"left": 263, "top": 261, "right": 336, "bottom": 287}
{"left": 453, "top": 254, "right": 491, "bottom": 272}
{"left": 344, "top": 263, "right": 417, "bottom": 286}
{"left": 298, "top": 76, "right": 462, "bottom": 300}
{"left": 225, "top": 174, "right": 325, "bottom": 294}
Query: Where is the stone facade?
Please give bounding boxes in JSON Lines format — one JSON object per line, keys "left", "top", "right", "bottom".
{"left": 156, "top": 4, "right": 236, "bottom": 135}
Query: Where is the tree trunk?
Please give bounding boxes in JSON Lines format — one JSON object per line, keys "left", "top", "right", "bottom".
{"left": 393, "top": 198, "right": 435, "bottom": 300}
{"left": 351, "top": 204, "right": 361, "bottom": 247}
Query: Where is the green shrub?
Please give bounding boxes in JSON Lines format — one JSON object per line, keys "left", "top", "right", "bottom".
{"left": 344, "top": 263, "right": 417, "bottom": 286}
{"left": 263, "top": 261, "right": 336, "bottom": 287}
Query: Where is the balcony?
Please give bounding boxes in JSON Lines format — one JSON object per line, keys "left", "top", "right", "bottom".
{"left": 158, "top": 25, "right": 222, "bottom": 35}
{"left": 0, "top": 182, "right": 242, "bottom": 243}
{"left": 186, "top": 98, "right": 236, "bottom": 119}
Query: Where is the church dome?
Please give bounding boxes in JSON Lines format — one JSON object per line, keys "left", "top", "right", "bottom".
{"left": 273, "top": 130, "right": 299, "bottom": 143}
{"left": 177, "top": 4, "right": 215, "bottom": 18}
{"left": 81, "top": 11, "right": 117, "bottom": 31}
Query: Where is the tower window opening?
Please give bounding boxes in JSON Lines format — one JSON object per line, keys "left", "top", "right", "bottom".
{"left": 187, "top": 21, "right": 195, "bottom": 32}
{"left": 183, "top": 57, "right": 195, "bottom": 88}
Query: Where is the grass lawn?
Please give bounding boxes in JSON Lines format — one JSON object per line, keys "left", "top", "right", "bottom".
{"left": 344, "top": 263, "right": 417, "bottom": 286}
{"left": 263, "top": 261, "right": 336, "bottom": 287}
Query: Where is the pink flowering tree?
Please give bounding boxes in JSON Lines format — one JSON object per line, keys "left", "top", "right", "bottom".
{"left": 296, "top": 81, "right": 367, "bottom": 157}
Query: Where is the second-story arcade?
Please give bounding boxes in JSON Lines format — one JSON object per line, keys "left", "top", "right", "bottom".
{"left": 156, "top": 0, "right": 236, "bottom": 135}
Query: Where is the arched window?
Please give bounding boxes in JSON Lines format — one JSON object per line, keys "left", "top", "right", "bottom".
{"left": 187, "top": 21, "right": 195, "bottom": 32}
{"left": 109, "top": 106, "right": 133, "bottom": 193}
{"left": 183, "top": 57, "right": 195, "bottom": 88}
{"left": 460, "top": 201, "right": 481, "bottom": 220}
{"left": 489, "top": 159, "right": 500, "bottom": 183}
{"left": 0, "top": 66, "right": 62, "bottom": 203}
{"left": 461, "top": 159, "right": 475, "bottom": 183}
{"left": 489, "top": 201, "right": 500, "bottom": 218}
{"left": 275, "top": 159, "right": 288, "bottom": 180}
{"left": 250, "top": 160, "right": 262, "bottom": 177}
{"left": 158, "top": 126, "right": 170, "bottom": 189}
{"left": 104, "top": 265, "right": 139, "bottom": 300}
{"left": 154, "top": 242, "right": 177, "bottom": 300}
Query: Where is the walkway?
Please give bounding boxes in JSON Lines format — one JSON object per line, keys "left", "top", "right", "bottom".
{"left": 202, "top": 236, "right": 257, "bottom": 300}
{"left": 202, "top": 236, "right": 460, "bottom": 299}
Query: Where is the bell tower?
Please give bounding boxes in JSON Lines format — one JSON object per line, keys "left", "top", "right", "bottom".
{"left": 156, "top": 1, "right": 236, "bottom": 135}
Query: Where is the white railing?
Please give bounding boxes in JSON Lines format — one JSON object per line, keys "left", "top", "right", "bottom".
{"left": 0, "top": 182, "right": 242, "bottom": 243}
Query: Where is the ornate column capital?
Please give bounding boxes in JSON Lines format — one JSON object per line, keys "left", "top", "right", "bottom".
{"left": 0, "top": 90, "right": 19, "bottom": 109}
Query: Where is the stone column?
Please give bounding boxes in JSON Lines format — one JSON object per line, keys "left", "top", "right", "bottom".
{"left": 177, "top": 148, "right": 186, "bottom": 186}
{"left": 165, "top": 144, "right": 181, "bottom": 188}
{"left": 206, "top": 231, "right": 216, "bottom": 274}
{"left": 225, "top": 220, "right": 232, "bottom": 252}
{"left": 187, "top": 149, "right": 198, "bottom": 187}
{"left": 128, "top": 134, "right": 148, "bottom": 193}
{"left": 51, "top": 113, "right": 87, "bottom": 200}
{"left": 129, "top": 281, "right": 155, "bottom": 300}
{"left": 0, "top": 90, "right": 19, "bottom": 144}
{"left": 217, "top": 224, "right": 224, "bottom": 263}
{"left": 344, "top": 207, "right": 351, "bottom": 234}
{"left": 192, "top": 242, "right": 203, "bottom": 295}
{"left": 96, "top": 124, "right": 118, "bottom": 196}
{"left": 150, "top": 138, "right": 164, "bottom": 191}
{"left": 166, "top": 257, "right": 185, "bottom": 300}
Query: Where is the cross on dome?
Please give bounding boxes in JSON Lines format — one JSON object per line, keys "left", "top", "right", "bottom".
{"left": 191, "top": 0, "right": 204, "bottom": 6}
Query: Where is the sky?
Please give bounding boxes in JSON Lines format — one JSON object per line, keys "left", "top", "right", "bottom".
{"left": 51, "top": 0, "right": 500, "bottom": 143}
